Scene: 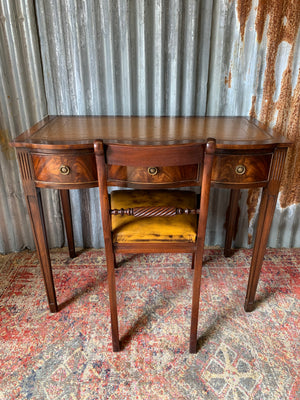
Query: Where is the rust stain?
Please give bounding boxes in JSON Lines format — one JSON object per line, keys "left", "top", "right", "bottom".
{"left": 245, "top": 0, "right": 300, "bottom": 222}
{"left": 236, "top": 0, "right": 253, "bottom": 41}
{"left": 0, "top": 130, "right": 15, "bottom": 160}
{"left": 278, "top": 69, "right": 300, "bottom": 207}
{"left": 249, "top": 95, "right": 257, "bottom": 119}
{"left": 257, "top": 0, "right": 299, "bottom": 125}
{"left": 256, "top": 0, "right": 300, "bottom": 207}
{"left": 255, "top": 0, "right": 269, "bottom": 44}
{"left": 248, "top": 233, "right": 253, "bottom": 245}
{"left": 225, "top": 69, "right": 232, "bottom": 88}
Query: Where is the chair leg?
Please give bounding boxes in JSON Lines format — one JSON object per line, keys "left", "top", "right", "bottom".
{"left": 60, "top": 189, "right": 76, "bottom": 258}
{"left": 224, "top": 189, "right": 240, "bottom": 257}
{"left": 189, "top": 141, "right": 214, "bottom": 353}
{"left": 189, "top": 249, "right": 204, "bottom": 353}
{"left": 105, "top": 246, "right": 120, "bottom": 352}
{"left": 191, "top": 253, "right": 195, "bottom": 269}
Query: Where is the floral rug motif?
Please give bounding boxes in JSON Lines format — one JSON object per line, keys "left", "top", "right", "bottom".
{"left": 0, "top": 247, "right": 299, "bottom": 399}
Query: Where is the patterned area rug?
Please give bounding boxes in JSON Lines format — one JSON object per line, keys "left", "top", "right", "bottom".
{"left": 0, "top": 247, "right": 299, "bottom": 399}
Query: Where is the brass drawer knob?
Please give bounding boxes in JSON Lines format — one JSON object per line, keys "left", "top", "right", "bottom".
{"left": 148, "top": 167, "right": 159, "bottom": 176}
{"left": 59, "top": 165, "right": 70, "bottom": 175}
{"left": 235, "top": 164, "right": 246, "bottom": 175}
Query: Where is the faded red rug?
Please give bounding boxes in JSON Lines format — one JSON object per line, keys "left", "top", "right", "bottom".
{"left": 0, "top": 247, "right": 299, "bottom": 399}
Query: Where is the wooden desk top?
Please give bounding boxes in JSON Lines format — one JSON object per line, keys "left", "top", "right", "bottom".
{"left": 12, "top": 115, "right": 291, "bottom": 150}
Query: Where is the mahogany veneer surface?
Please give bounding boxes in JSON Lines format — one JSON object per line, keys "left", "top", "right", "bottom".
{"left": 10, "top": 115, "right": 292, "bottom": 328}
{"left": 13, "top": 116, "right": 290, "bottom": 149}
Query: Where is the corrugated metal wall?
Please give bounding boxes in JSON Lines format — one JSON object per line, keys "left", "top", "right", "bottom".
{"left": 0, "top": 0, "right": 47, "bottom": 252}
{"left": 1, "top": 0, "right": 299, "bottom": 253}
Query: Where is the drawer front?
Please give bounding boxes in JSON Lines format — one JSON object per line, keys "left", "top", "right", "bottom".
{"left": 107, "top": 164, "right": 200, "bottom": 186}
{"left": 32, "top": 152, "right": 97, "bottom": 186}
{"left": 212, "top": 154, "right": 272, "bottom": 185}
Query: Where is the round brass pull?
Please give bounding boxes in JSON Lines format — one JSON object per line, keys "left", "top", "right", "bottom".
{"left": 59, "top": 165, "right": 70, "bottom": 175}
{"left": 148, "top": 167, "right": 159, "bottom": 176}
{"left": 235, "top": 164, "right": 246, "bottom": 175}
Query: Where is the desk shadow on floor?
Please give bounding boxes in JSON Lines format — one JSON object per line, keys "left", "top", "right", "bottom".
{"left": 57, "top": 277, "right": 105, "bottom": 311}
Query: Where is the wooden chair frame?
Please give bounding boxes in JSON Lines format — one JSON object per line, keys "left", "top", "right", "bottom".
{"left": 94, "top": 139, "right": 216, "bottom": 353}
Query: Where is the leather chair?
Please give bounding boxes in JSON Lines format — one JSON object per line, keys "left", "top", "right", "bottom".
{"left": 94, "top": 138, "right": 216, "bottom": 353}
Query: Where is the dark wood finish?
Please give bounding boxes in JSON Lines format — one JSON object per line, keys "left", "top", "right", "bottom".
{"left": 189, "top": 139, "right": 215, "bottom": 353}
{"left": 114, "top": 242, "right": 197, "bottom": 253}
{"left": 106, "top": 142, "right": 204, "bottom": 189}
{"left": 106, "top": 142, "right": 206, "bottom": 165}
{"left": 31, "top": 150, "right": 97, "bottom": 188}
{"left": 244, "top": 148, "right": 287, "bottom": 311}
{"left": 212, "top": 152, "right": 272, "bottom": 187}
{"left": 224, "top": 189, "right": 241, "bottom": 257}
{"left": 11, "top": 116, "right": 292, "bottom": 352}
{"left": 17, "top": 150, "right": 58, "bottom": 312}
{"left": 94, "top": 139, "right": 216, "bottom": 353}
{"left": 60, "top": 189, "right": 76, "bottom": 258}
{"left": 110, "top": 206, "right": 201, "bottom": 217}
{"left": 107, "top": 164, "right": 199, "bottom": 187}
{"left": 94, "top": 141, "right": 120, "bottom": 352}
{"left": 13, "top": 116, "right": 290, "bottom": 149}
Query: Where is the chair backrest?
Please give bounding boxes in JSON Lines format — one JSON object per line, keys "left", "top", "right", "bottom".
{"left": 93, "top": 138, "right": 216, "bottom": 353}
{"left": 94, "top": 140, "right": 216, "bottom": 189}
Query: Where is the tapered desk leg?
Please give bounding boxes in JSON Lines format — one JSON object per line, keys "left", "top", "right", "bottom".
{"left": 60, "top": 189, "right": 76, "bottom": 258}
{"left": 244, "top": 148, "right": 287, "bottom": 312}
{"left": 244, "top": 188, "right": 276, "bottom": 311}
{"left": 224, "top": 189, "right": 241, "bottom": 257}
{"left": 17, "top": 151, "right": 58, "bottom": 313}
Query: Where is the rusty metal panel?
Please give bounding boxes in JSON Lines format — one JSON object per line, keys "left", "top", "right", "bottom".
{"left": 1, "top": 0, "right": 299, "bottom": 253}
{"left": 0, "top": 0, "right": 63, "bottom": 253}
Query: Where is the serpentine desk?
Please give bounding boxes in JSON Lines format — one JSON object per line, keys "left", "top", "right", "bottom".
{"left": 12, "top": 116, "right": 292, "bottom": 315}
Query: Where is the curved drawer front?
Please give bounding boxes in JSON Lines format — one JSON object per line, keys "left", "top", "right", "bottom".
{"left": 212, "top": 153, "right": 272, "bottom": 185}
{"left": 32, "top": 152, "right": 97, "bottom": 187}
{"left": 107, "top": 164, "right": 200, "bottom": 186}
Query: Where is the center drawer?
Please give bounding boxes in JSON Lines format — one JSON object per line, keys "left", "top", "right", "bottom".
{"left": 107, "top": 164, "right": 200, "bottom": 186}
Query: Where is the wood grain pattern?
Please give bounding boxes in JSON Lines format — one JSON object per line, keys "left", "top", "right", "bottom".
{"left": 267, "top": 148, "right": 287, "bottom": 194}
{"left": 11, "top": 116, "right": 292, "bottom": 150}
{"left": 106, "top": 142, "right": 205, "bottom": 166}
{"left": 17, "top": 151, "right": 34, "bottom": 181}
{"left": 16, "top": 150, "right": 58, "bottom": 313}
{"left": 107, "top": 164, "right": 200, "bottom": 187}
{"left": 11, "top": 117, "right": 291, "bottom": 351}
{"left": 31, "top": 151, "right": 97, "bottom": 188}
{"left": 212, "top": 153, "right": 272, "bottom": 186}
{"left": 94, "top": 139, "right": 216, "bottom": 353}
{"left": 244, "top": 148, "right": 288, "bottom": 312}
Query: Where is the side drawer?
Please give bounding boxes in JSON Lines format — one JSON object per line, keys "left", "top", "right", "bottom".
{"left": 212, "top": 153, "right": 272, "bottom": 186}
{"left": 107, "top": 164, "right": 200, "bottom": 186}
{"left": 32, "top": 151, "right": 97, "bottom": 187}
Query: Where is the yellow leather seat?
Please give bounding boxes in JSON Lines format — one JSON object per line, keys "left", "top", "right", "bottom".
{"left": 94, "top": 139, "right": 216, "bottom": 353}
{"left": 111, "top": 190, "right": 197, "bottom": 243}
